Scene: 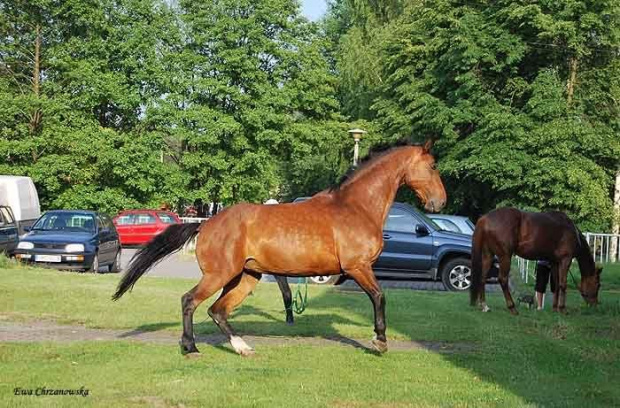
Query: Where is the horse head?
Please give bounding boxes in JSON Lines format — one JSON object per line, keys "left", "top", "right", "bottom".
{"left": 404, "top": 139, "right": 447, "bottom": 213}
{"left": 580, "top": 264, "right": 602, "bottom": 306}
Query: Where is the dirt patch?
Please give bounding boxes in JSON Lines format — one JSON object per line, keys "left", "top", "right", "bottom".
{"left": 0, "top": 320, "right": 475, "bottom": 353}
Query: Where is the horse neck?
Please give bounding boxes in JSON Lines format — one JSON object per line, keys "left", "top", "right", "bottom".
{"left": 336, "top": 148, "right": 413, "bottom": 227}
{"left": 575, "top": 233, "right": 595, "bottom": 278}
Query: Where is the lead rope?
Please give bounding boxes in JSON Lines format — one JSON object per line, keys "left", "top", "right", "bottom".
{"left": 292, "top": 277, "right": 308, "bottom": 314}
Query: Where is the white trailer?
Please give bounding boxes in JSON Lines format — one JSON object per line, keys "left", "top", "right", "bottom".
{"left": 0, "top": 176, "right": 41, "bottom": 234}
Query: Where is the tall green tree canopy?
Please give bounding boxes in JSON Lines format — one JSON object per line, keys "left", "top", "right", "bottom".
{"left": 327, "top": 0, "right": 620, "bottom": 230}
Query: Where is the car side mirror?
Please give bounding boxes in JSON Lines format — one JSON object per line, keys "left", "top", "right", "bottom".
{"left": 415, "top": 224, "right": 429, "bottom": 236}
{"left": 23, "top": 226, "right": 31, "bottom": 232}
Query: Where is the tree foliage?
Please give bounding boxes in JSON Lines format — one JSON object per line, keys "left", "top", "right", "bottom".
{"left": 328, "top": 0, "right": 620, "bottom": 230}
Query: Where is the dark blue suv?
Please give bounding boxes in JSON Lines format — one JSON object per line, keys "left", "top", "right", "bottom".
{"left": 294, "top": 199, "right": 476, "bottom": 291}
{"left": 375, "top": 202, "right": 473, "bottom": 290}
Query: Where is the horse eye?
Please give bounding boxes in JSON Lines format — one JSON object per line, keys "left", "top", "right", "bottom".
{"left": 430, "top": 163, "right": 437, "bottom": 170}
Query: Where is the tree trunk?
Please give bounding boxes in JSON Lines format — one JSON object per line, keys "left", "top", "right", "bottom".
{"left": 566, "top": 56, "right": 578, "bottom": 106}
{"left": 29, "top": 23, "right": 42, "bottom": 134}
{"left": 611, "top": 169, "right": 620, "bottom": 262}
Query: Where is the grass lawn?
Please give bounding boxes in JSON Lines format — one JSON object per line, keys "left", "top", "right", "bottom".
{"left": 1, "top": 258, "right": 620, "bottom": 407}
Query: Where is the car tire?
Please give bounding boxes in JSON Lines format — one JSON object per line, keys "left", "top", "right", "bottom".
{"left": 309, "top": 275, "right": 340, "bottom": 285}
{"left": 441, "top": 257, "right": 472, "bottom": 291}
{"left": 108, "top": 249, "right": 121, "bottom": 273}
{"left": 88, "top": 253, "right": 99, "bottom": 273}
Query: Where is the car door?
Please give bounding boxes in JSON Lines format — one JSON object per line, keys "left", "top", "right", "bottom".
{"left": 96, "top": 215, "right": 114, "bottom": 264}
{"left": 374, "top": 207, "right": 434, "bottom": 272}
{"left": 0, "top": 207, "right": 18, "bottom": 254}
{"left": 103, "top": 215, "right": 120, "bottom": 254}
{"left": 114, "top": 213, "right": 136, "bottom": 245}
{"left": 133, "top": 212, "right": 157, "bottom": 245}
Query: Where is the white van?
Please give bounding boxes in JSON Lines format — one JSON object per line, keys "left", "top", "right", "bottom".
{"left": 0, "top": 176, "right": 41, "bottom": 234}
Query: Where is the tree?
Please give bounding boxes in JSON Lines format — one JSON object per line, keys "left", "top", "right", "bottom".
{"left": 369, "top": 0, "right": 620, "bottom": 230}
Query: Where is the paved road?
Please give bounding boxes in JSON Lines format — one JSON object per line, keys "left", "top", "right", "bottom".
{"left": 119, "top": 248, "right": 467, "bottom": 291}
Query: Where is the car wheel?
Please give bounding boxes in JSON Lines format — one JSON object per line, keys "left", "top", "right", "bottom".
{"left": 109, "top": 249, "right": 121, "bottom": 273}
{"left": 88, "top": 253, "right": 99, "bottom": 273}
{"left": 309, "top": 275, "right": 339, "bottom": 285}
{"left": 441, "top": 257, "right": 472, "bottom": 291}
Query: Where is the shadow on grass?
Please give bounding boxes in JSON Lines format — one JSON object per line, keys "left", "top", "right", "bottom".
{"left": 117, "top": 321, "right": 178, "bottom": 338}
{"left": 305, "top": 285, "right": 620, "bottom": 407}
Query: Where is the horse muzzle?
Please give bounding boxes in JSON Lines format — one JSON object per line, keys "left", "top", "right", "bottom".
{"left": 425, "top": 197, "right": 446, "bottom": 213}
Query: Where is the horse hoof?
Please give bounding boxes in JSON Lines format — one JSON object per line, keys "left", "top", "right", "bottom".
{"left": 239, "top": 348, "right": 255, "bottom": 357}
{"left": 509, "top": 308, "right": 519, "bottom": 316}
{"left": 481, "top": 305, "right": 491, "bottom": 313}
{"left": 184, "top": 352, "right": 202, "bottom": 360}
{"left": 371, "top": 339, "right": 388, "bottom": 354}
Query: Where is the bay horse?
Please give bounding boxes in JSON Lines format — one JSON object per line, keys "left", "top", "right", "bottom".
{"left": 112, "top": 140, "right": 446, "bottom": 356}
{"left": 470, "top": 208, "right": 602, "bottom": 314}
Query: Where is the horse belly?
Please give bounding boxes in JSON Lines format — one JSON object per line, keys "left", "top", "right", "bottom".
{"left": 248, "top": 232, "right": 340, "bottom": 274}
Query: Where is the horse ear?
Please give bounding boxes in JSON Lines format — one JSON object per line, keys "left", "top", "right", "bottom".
{"left": 423, "top": 138, "right": 434, "bottom": 153}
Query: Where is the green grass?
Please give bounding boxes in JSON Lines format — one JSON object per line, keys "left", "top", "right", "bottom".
{"left": 1, "top": 260, "right": 620, "bottom": 407}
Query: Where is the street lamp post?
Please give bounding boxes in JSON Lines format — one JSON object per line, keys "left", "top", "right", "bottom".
{"left": 348, "top": 128, "right": 366, "bottom": 166}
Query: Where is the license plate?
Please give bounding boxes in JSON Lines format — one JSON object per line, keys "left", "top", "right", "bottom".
{"left": 35, "top": 255, "right": 62, "bottom": 263}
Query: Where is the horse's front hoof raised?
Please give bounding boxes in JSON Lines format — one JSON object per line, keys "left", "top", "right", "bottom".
{"left": 371, "top": 338, "right": 388, "bottom": 354}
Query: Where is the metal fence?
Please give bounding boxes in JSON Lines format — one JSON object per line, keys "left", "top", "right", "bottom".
{"left": 583, "top": 232, "right": 620, "bottom": 264}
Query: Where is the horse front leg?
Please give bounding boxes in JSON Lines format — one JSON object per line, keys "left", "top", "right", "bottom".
{"left": 498, "top": 256, "right": 518, "bottom": 315}
{"left": 345, "top": 265, "right": 387, "bottom": 353}
{"left": 274, "top": 275, "right": 294, "bottom": 325}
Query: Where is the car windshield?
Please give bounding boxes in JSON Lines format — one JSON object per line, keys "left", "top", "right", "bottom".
{"left": 32, "top": 212, "right": 96, "bottom": 233}
{"left": 466, "top": 218, "right": 475, "bottom": 230}
{"left": 416, "top": 212, "right": 442, "bottom": 230}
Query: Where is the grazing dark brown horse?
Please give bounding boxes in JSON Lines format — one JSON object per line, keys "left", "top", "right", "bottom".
{"left": 470, "top": 208, "right": 602, "bottom": 314}
{"left": 112, "top": 140, "right": 446, "bottom": 357}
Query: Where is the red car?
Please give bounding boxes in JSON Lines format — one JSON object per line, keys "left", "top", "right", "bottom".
{"left": 112, "top": 210, "right": 181, "bottom": 246}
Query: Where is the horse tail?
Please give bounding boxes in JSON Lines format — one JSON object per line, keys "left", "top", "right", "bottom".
{"left": 112, "top": 223, "right": 202, "bottom": 300}
{"left": 470, "top": 219, "right": 486, "bottom": 306}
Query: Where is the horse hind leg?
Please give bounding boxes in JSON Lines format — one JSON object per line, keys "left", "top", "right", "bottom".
{"left": 208, "top": 271, "right": 261, "bottom": 356}
{"left": 274, "top": 275, "right": 294, "bottom": 325}
{"left": 180, "top": 274, "right": 229, "bottom": 357}
{"left": 478, "top": 252, "right": 493, "bottom": 312}
{"left": 497, "top": 256, "right": 518, "bottom": 315}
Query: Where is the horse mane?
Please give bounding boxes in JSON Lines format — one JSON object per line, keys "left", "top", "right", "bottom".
{"left": 329, "top": 138, "right": 418, "bottom": 192}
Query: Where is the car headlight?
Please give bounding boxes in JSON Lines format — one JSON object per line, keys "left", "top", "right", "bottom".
{"left": 17, "top": 241, "right": 34, "bottom": 250}
{"left": 65, "top": 244, "right": 85, "bottom": 253}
